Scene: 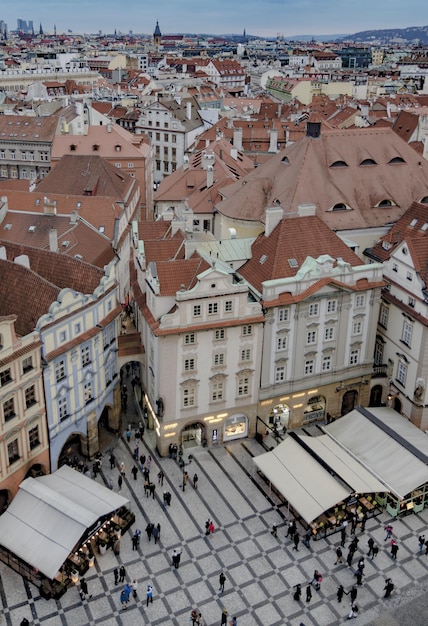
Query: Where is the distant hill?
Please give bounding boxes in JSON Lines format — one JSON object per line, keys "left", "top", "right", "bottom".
{"left": 337, "top": 25, "right": 428, "bottom": 45}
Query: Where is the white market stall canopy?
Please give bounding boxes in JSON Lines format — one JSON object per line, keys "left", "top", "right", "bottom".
{"left": 253, "top": 436, "right": 350, "bottom": 524}
{"left": 0, "top": 465, "right": 129, "bottom": 579}
{"left": 324, "top": 407, "right": 428, "bottom": 499}
{"left": 299, "top": 434, "right": 386, "bottom": 494}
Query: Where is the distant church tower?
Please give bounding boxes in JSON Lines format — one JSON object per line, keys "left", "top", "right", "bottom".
{"left": 153, "top": 20, "right": 161, "bottom": 51}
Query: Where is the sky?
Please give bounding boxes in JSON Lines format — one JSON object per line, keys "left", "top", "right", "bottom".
{"left": 1, "top": 0, "right": 427, "bottom": 38}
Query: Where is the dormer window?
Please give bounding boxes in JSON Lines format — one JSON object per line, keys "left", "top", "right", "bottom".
{"left": 115, "top": 144, "right": 121, "bottom": 152}
{"left": 70, "top": 144, "right": 76, "bottom": 151}
{"left": 388, "top": 156, "right": 405, "bottom": 164}
{"left": 331, "top": 203, "right": 349, "bottom": 211}
{"left": 377, "top": 199, "right": 393, "bottom": 207}
{"left": 330, "top": 160, "right": 348, "bottom": 167}
{"left": 360, "top": 158, "right": 377, "bottom": 166}
{"left": 92, "top": 144, "right": 99, "bottom": 151}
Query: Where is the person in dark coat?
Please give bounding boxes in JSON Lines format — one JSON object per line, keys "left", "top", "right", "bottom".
{"left": 293, "top": 583, "right": 302, "bottom": 601}
{"left": 337, "top": 584, "right": 345, "bottom": 603}
{"left": 306, "top": 584, "right": 312, "bottom": 603}
{"left": 293, "top": 532, "right": 300, "bottom": 551}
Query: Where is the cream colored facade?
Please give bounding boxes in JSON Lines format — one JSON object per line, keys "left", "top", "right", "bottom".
{"left": 0, "top": 316, "right": 49, "bottom": 504}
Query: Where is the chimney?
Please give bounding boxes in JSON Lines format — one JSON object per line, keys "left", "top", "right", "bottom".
{"left": 0, "top": 196, "right": 8, "bottom": 223}
{"left": 268, "top": 129, "right": 278, "bottom": 153}
{"left": 230, "top": 147, "right": 237, "bottom": 160}
{"left": 107, "top": 123, "right": 112, "bottom": 133}
{"left": 183, "top": 155, "right": 189, "bottom": 170}
{"left": 306, "top": 112, "right": 321, "bottom": 138}
{"left": 233, "top": 127, "right": 243, "bottom": 150}
{"left": 298, "top": 203, "right": 317, "bottom": 217}
{"left": 265, "top": 206, "right": 284, "bottom": 237}
{"left": 207, "top": 165, "right": 214, "bottom": 188}
{"left": 186, "top": 100, "right": 192, "bottom": 120}
{"left": 43, "top": 197, "right": 57, "bottom": 215}
{"left": 49, "top": 228, "right": 58, "bottom": 252}
{"left": 70, "top": 210, "right": 78, "bottom": 224}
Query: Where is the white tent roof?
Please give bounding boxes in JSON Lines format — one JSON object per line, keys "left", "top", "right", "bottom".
{"left": 253, "top": 437, "right": 350, "bottom": 524}
{"left": 324, "top": 407, "right": 428, "bottom": 499}
{"left": 299, "top": 434, "right": 386, "bottom": 494}
{"left": 0, "top": 465, "right": 129, "bottom": 579}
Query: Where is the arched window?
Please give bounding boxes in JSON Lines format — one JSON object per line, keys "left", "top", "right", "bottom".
{"left": 420, "top": 196, "right": 428, "bottom": 204}
{"left": 377, "top": 199, "right": 393, "bottom": 207}
{"left": 332, "top": 203, "right": 348, "bottom": 211}
{"left": 360, "top": 158, "right": 377, "bottom": 166}
{"left": 330, "top": 160, "right": 348, "bottom": 167}
{"left": 388, "top": 156, "right": 405, "bottom": 164}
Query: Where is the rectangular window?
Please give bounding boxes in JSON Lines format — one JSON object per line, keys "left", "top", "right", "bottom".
{"left": 59, "top": 330, "right": 66, "bottom": 342}
{"left": 352, "top": 320, "right": 363, "bottom": 335}
{"left": 75, "top": 323, "right": 81, "bottom": 334}
{"left": 275, "top": 366, "right": 286, "bottom": 382}
{"left": 309, "top": 303, "right": 319, "bottom": 317}
{"left": 193, "top": 304, "right": 201, "bottom": 317}
{"left": 211, "top": 382, "right": 224, "bottom": 401}
{"left": 322, "top": 355, "right": 331, "bottom": 371}
{"left": 402, "top": 321, "right": 413, "bottom": 347}
{"left": 324, "top": 327, "right": 334, "bottom": 341}
{"left": 277, "top": 336, "right": 287, "bottom": 350}
{"left": 29, "top": 425, "right": 40, "bottom": 450}
{"left": 0, "top": 368, "right": 12, "bottom": 386}
{"left": 238, "top": 377, "right": 249, "bottom": 396}
{"left": 156, "top": 132, "right": 160, "bottom": 141}
{"left": 214, "top": 353, "right": 224, "bottom": 366}
{"left": 397, "top": 361, "right": 407, "bottom": 386}
{"left": 3, "top": 398, "right": 15, "bottom": 421}
{"left": 208, "top": 302, "right": 218, "bottom": 315}
{"left": 84, "top": 381, "right": 93, "bottom": 404}
{"left": 7, "top": 439, "right": 19, "bottom": 465}
{"left": 172, "top": 134, "right": 177, "bottom": 143}
{"left": 183, "top": 387, "right": 195, "bottom": 407}
{"left": 379, "top": 305, "right": 388, "bottom": 328}
{"left": 306, "top": 330, "right": 317, "bottom": 344}
{"left": 349, "top": 349, "right": 359, "bottom": 365}
{"left": 406, "top": 271, "right": 413, "bottom": 282}
{"left": 242, "top": 325, "right": 252, "bottom": 336}
{"left": 184, "top": 333, "right": 195, "bottom": 345}
{"left": 81, "top": 346, "right": 91, "bottom": 367}
{"left": 278, "top": 308, "right": 289, "bottom": 322}
{"left": 304, "top": 360, "right": 314, "bottom": 375}
{"left": 327, "top": 300, "right": 337, "bottom": 313}
{"left": 55, "top": 359, "right": 66, "bottom": 382}
{"left": 127, "top": 162, "right": 134, "bottom": 168}
{"left": 355, "top": 295, "right": 365, "bottom": 308}
{"left": 25, "top": 385, "right": 36, "bottom": 408}
{"left": 22, "top": 356, "right": 33, "bottom": 374}
{"left": 214, "top": 329, "right": 225, "bottom": 341}
{"left": 392, "top": 263, "right": 398, "bottom": 272}
{"left": 184, "top": 358, "right": 195, "bottom": 371}
{"left": 58, "top": 396, "right": 68, "bottom": 421}
{"left": 240, "top": 349, "right": 251, "bottom": 361}
{"left": 408, "top": 296, "right": 415, "bottom": 308}
{"left": 225, "top": 300, "right": 232, "bottom": 312}
{"left": 103, "top": 328, "right": 109, "bottom": 349}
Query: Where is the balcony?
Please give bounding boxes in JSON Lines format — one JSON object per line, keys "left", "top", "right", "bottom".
{"left": 372, "top": 363, "right": 388, "bottom": 378}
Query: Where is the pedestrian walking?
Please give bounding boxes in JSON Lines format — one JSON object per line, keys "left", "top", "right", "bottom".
{"left": 120, "top": 588, "right": 129, "bottom": 610}
{"left": 350, "top": 536, "right": 359, "bottom": 551}
{"left": 337, "top": 584, "right": 345, "bottom": 603}
{"left": 384, "top": 578, "right": 394, "bottom": 598}
{"left": 109, "top": 452, "right": 116, "bottom": 469}
{"left": 221, "top": 608, "right": 228, "bottom": 625}
{"left": 114, "top": 567, "right": 119, "bottom": 585}
{"left": 131, "top": 465, "right": 138, "bottom": 480}
{"left": 230, "top": 617, "right": 237, "bottom": 626}
{"left": 182, "top": 471, "right": 189, "bottom": 492}
{"left": 146, "top": 522, "right": 154, "bottom": 541}
{"left": 367, "top": 537, "right": 374, "bottom": 557}
{"left": 149, "top": 482, "right": 156, "bottom": 499}
{"left": 350, "top": 514, "right": 358, "bottom": 534}
{"left": 193, "top": 473, "right": 199, "bottom": 489}
{"left": 190, "top": 609, "right": 199, "bottom": 625}
{"left": 140, "top": 454, "right": 146, "bottom": 470}
{"left": 347, "top": 603, "right": 359, "bottom": 619}
{"left": 349, "top": 585, "right": 358, "bottom": 604}
{"left": 172, "top": 549, "right": 179, "bottom": 569}
{"left": 153, "top": 524, "right": 160, "bottom": 544}
{"left": 293, "top": 583, "right": 302, "bottom": 601}
{"left": 311, "top": 570, "right": 322, "bottom": 591}
{"left": 384, "top": 524, "right": 393, "bottom": 541}
{"left": 425, "top": 539, "right": 428, "bottom": 555}
{"left": 355, "top": 570, "right": 364, "bottom": 586}
{"left": 346, "top": 550, "right": 353, "bottom": 567}
{"left": 80, "top": 577, "right": 91, "bottom": 600}
{"left": 303, "top": 530, "right": 311, "bottom": 549}
{"left": 360, "top": 512, "right": 367, "bottom": 532}
{"left": 335, "top": 546, "right": 343, "bottom": 564}
{"left": 133, "top": 445, "right": 139, "bottom": 461}
{"left": 219, "top": 572, "right": 226, "bottom": 592}
{"left": 341, "top": 527, "right": 347, "bottom": 548}
{"left": 146, "top": 584, "right": 153, "bottom": 607}
{"left": 132, "top": 533, "right": 139, "bottom": 550}
{"left": 20, "top": 620, "right": 30, "bottom": 626}
{"left": 418, "top": 534, "right": 425, "bottom": 555}
{"left": 293, "top": 532, "right": 300, "bottom": 551}
{"left": 157, "top": 470, "right": 164, "bottom": 485}
{"left": 390, "top": 540, "right": 399, "bottom": 560}
{"left": 372, "top": 545, "right": 379, "bottom": 559}
{"left": 118, "top": 474, "right": 123, "bottom": 491}
{"left": 286, "top": 519, "right": 296, "bottom": 538}
{"left": 113, "top": 537, "right": 121, "bottom": 555}
{"left": 119, "top": 565, "right": 126, "bottom": 583}
{"left": 132, "top": 579, "right": 138, "bottom": 599}
{"left": 271, "top": 524, "right": 278, "bottom": 538}
{"left": 306, "top": 584, "right": 312, "bottom": 603}
{"left": 120, "top": 461, "right": 126, "bottom": 476}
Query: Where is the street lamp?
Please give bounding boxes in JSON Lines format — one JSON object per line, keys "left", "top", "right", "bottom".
{"left": 178, "top": 452, "right": 193, "bottom": 491}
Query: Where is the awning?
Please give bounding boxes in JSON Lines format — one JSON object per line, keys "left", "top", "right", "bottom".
{"left": 299, "top": 434, "right": 386, "bottom": 494}
{"left": 0, "top": 465, "right": 129, "bottom": 579}
{"left": 253, "top": 437, "right": 350, "bottom": 524}
{"left": 324, "top": 407, "right": 428, "bottom": 499}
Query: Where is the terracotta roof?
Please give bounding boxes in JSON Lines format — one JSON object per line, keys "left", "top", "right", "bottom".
{"left": 392, "top": 110, "right": 419, "bottom": 143}
{"left": 216, "top": 126, "right": 428, "bottom": 232}
{"left": 239, "top": 214, "right": 366, "bottom": 293}
{"left": 0, "top": 240, "right": 105, "bottom": 293}
{"left": 51, "top": 124, "right": 151, "bottom": 160}
{"left": 0, "top": 115, "right": 59, "bottom": 142}
{"left": 0, "top": 259, "right": 60, "bottom": 337}
{"left": 36, "top": 154, "right": 136, "bottom": 204}
{"left": 155, "top": 256, "right": 210, "bottom": 296}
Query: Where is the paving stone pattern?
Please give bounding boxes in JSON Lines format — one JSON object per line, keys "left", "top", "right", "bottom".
{"left": 1, "top": 425, "right": 428, "bottom": 626}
